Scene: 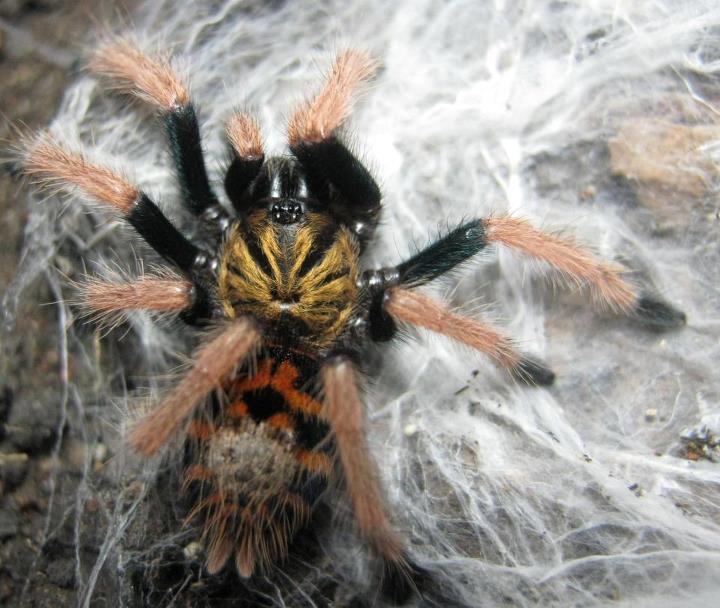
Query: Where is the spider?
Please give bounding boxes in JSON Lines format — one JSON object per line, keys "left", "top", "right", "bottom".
{"left": 20, "top": 40, "right": 685, "bottom": 605}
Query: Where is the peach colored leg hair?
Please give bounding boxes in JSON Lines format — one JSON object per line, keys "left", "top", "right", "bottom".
{"left": 386, "top": 289, "right": 523, "bottom": 372}
{"left": 226, "top": 112, "right": 264, "bottom": 159}
{"left": 288, "top": 49, "right": 378, "bottom": 145}
{"left": 130, "top": 317, "right": 261, "bottom": 456}
{"left": 484, "top": 216, "right": 638, "bottom": 311}
{"left": 89, "top": 39, "right": 189, "bottom": 111}
{"left": 81, "top": 277, "right": 193, "bottom": 322}
{"left": 22, "top": 136, "right": 138, "bottom": 214}
{"left": 321, "top": 360, "right": 406, "bottom": 564}
{"left": 209, "top": 535, "right": 234, "bottom": 576}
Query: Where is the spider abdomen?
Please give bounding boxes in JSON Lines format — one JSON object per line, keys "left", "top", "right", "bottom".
{"left": 183, "top": 352, "right": 332, "bottom": 577}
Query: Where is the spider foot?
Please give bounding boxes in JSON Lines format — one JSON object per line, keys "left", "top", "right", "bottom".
{"left": 379, "top": 554, "right": 429, "bottom": 605}
{"left": 634, "top": 295, "right": 686, "bottom": 329}
{"left": 512, "top": 356, "right": 556, "bottom": 386}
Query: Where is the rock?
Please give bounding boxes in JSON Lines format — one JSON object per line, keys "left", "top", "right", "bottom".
{"left": 6, "top": 388, "right": 61, "bottom": 454}
{"left": 609, "top": 119, "right": 720, "bottom": 197}
{"left": 0, "top": 451, "right": 29, "bottom": 489}
{"left": 0, "top": 510, "right": 19, "bottom": 540}
{"left": 609, "top": 119, "right": 720, "bottom": 223}
{"left": 0, "top": 386, "right": 12, "bottom": 439}
{"left": 0, "top": 575, "right": 13, "bottom": 602}
{"left": 46, "top": 558, "right": 76, "bottom": 589}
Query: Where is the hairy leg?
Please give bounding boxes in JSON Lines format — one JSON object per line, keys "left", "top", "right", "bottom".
{"left": 224, "top": 112, "right": 265, "bottom": 212}
{"left": 130, "top": 317, "right": 260, "bottom": 456}
{"left": 321, "top": 358, "right": 423, "bottom": 602}
{"left": 386, "top": 289, "right": 555, "bottom": 385}
{"left": 289, "top": 50, "right": 382, "bottom": 242}
{"left": 483, "top": 216, "right": 685, "bottom": 326}
{"left": 386, "top": 216, "right": 635, "bottom": 308}
{"left": 395, "top": 219, "right": 487, "bottom": 287}
{"left": 484, "top": 216, "right": 635, "bottom": 310}
{"left": 362, "top": 216, "right": 684, "bottom": 336}
{"left": 90, "top": 39, "right": 226, "bottom": 224}
{"left": 79, "top": 274, "right": 193, "bottom": 325}
{"left": 288, "top": 49, "right": 377, "bottom": 147}
{"left": 22, "top": 135, "right": 210, "bottom": 274}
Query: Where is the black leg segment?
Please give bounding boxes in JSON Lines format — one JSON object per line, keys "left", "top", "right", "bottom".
{"left": 164, "top": 104, "right": 224, "bottom": 219}
{"left": 512, "top": 356, "right": 556, "bottom": 386}
{"left": 291, "top": 137, "right": 381, "bottom": 208}
{"left": 359, "top": 219, "right": 487, "bottom": 342}
{"left": 128, "top": 194, "right": 204, "bottom": 273}
{"left": 368, "top": 295, "right": 397, "bottom": 342}
{"left": 224, "top": 154, "right": 264, "bottom": 213}
{"left": 178, "top": 283, "right": 215, "bottom": 327}
{"left": 358, "top": 268, "right": 400, "bottom": 342}
{"left": 379, "top": 554, "right": 430, "bottom": 606}
{"left": 396, "top": 219, "right": 486, "bottom": 287}
{"left": 292, "top": 137, "right": 382, "bottom": 241}
{"left": 634, "top": 294, "right": 686, "bottom": 329}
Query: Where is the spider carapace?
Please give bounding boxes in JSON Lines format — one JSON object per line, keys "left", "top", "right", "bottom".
{"left": 21, "top": 40, "right": 686, "bottom": 604}
{"left": 218, "top": 158, "right": 361, "bottom": 351}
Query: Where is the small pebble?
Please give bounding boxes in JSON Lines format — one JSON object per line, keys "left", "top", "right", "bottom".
{"left": 0, "top": 510, "right": 19, "bottom": 540}
{"left": 645, "top": 408, "right": 658, "bottom": 422}
{"left": 46, "top": 558, "right": 76, "bottom": 589}
{"left": 93, "top": 443, "right": 109, "bottom": 472}
{"left": 6, "top": 390, "right": 60, "bottom": 454}
{"left": 403, "top": 423, "right": 417, "bottom": 437}
{"left": 93, "top": 443, "right": 108, "bottom": 464}
{"left": 183, "top": 541, "right": 202, "bottom": 560}
{"left": 0, "top": 575, "right": 13, "bottom": 602}
{"left": 579, "top": 184, "right": 597, "bottom": 200}
{"left": 0, "top": 452, "right": 29, "bottom": 488}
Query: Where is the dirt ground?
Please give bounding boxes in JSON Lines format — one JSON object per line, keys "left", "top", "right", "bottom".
{"left": 0, "top": 2, "right": 138, "bottom": 606}
{"left": 2, "top": 2, "right": 718, "bottom": 607}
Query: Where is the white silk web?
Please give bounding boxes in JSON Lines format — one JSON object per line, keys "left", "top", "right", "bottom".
{"left": 4, "top": 1, "right": 720, "bottom": 606}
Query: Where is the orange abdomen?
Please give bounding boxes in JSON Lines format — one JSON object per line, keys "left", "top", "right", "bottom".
{"left": 182, "top": 351, "right": 332, "bottom": 577}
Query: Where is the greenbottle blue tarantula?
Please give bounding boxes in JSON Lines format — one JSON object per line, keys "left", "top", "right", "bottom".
{"left": 21, "top": 40, "right": 685, "bottom": 604}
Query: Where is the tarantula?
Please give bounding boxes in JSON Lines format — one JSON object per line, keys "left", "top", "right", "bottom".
{"left": 21, "top": 40, "right": 685, "bottom": 604}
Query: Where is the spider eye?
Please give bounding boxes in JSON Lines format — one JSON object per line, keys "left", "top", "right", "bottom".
{"left": 271, "top": 200, "right": 303, "bottom": 225}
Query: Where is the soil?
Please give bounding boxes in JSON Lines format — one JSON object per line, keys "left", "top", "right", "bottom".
{"left": 2, "top": 3, "right": 717, "bottom": 607}
{"left": 0, "top": 2, "right": 138, "bottom": 606}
